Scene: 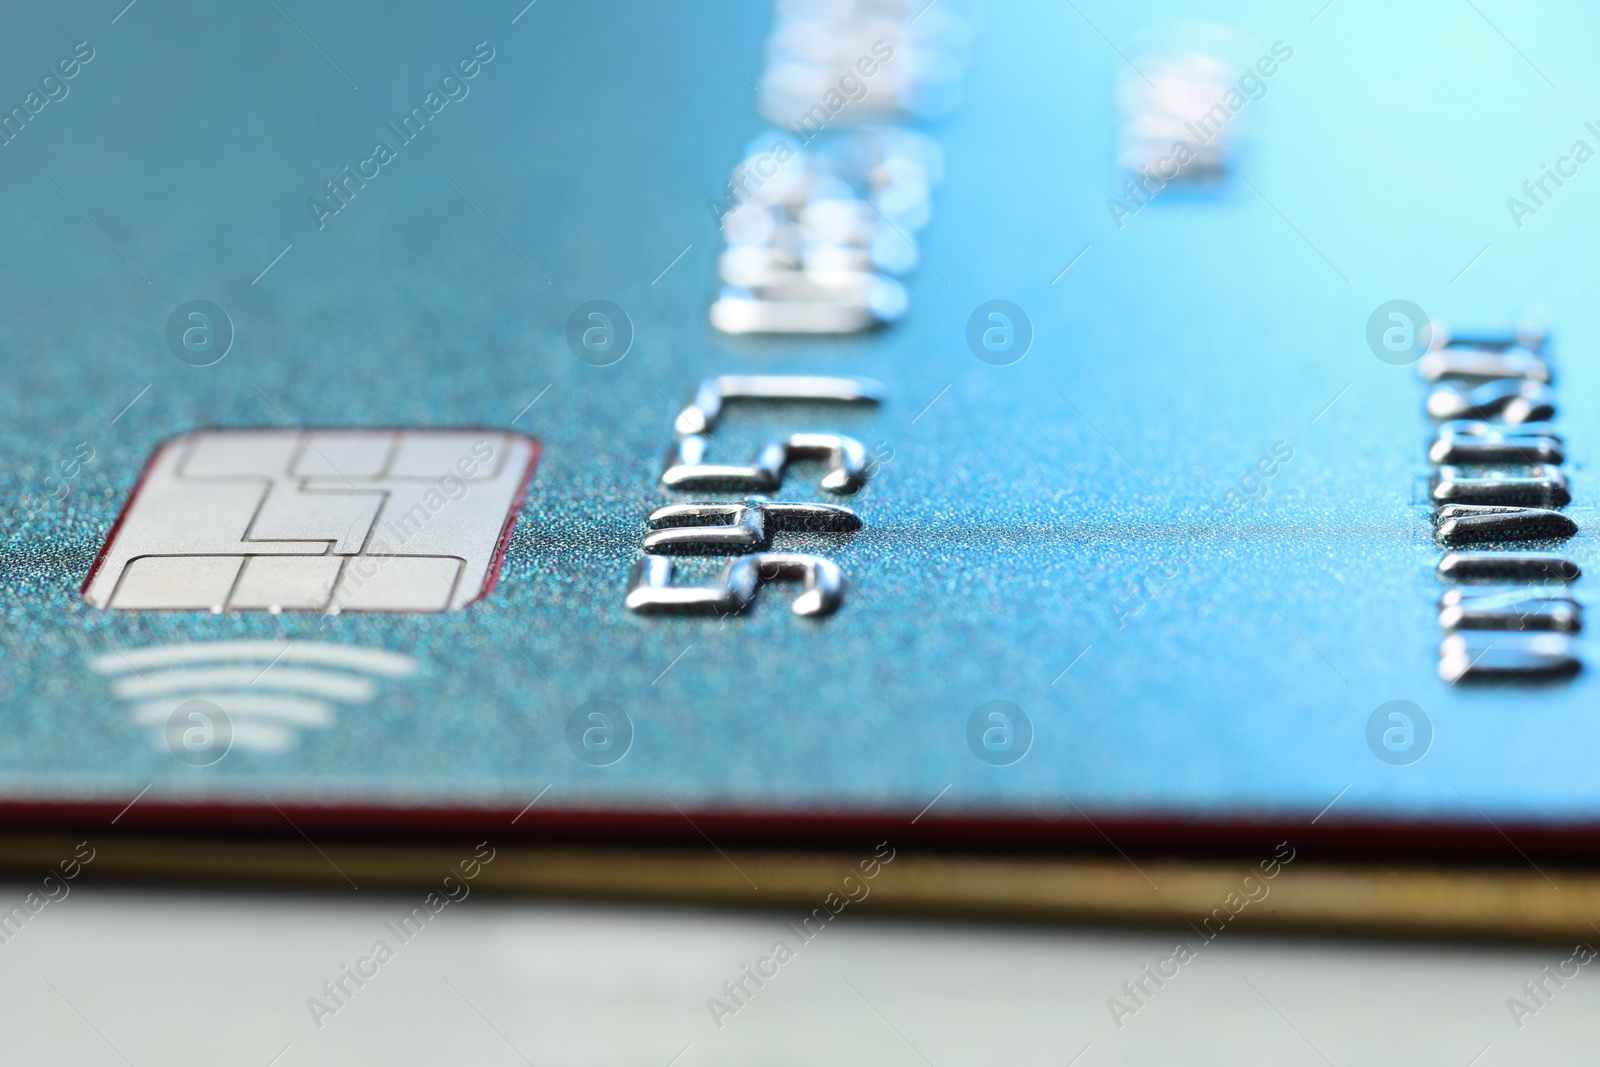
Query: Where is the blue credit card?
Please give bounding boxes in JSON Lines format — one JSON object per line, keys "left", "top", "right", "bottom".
{"left": 2, "top": 0, "right": 1599, "bottom": 860}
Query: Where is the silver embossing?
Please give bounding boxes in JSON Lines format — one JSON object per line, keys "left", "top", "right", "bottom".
{"left": 1437, "top": 552, "right": 1580, "bottom": 583}
{"left": 1438, "top": 587, "right": 1582, "bottom": 634}
{"left": 1428, "top": 421, "right": 1563, "bottom": 466}
{"left": 1426, "top": 379, "right": 1555, "bottom": 424}
{"left": 1433, "top": 504, "right": 1576, "bottom": 545}
{"left": 1417, "top": 349, "right": 1550, "bottom": 385}
{"left": 1439, "top": 632, "right": 1581, "bottom": 682}
{"left": 1429, "top": 325, "right": 1546, "bottom": 354}
{"left": 1430, "top": 466, "right": 1569, "bottom": 508}
{"left": 625, "top": 552, "right": 845, "bottom": 617}
{"left": 673, "top": 376, "right": 885, "bottom": 436}
{"left": 663, "top": 433, "right": 870, "bottom": 494}
{"left": 643, "top": 498, "right": 861, "bottom": 554}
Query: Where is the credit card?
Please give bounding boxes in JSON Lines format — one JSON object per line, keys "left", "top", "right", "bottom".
{"left": 3, "top": 0, "right": 1600, "bottom": 875}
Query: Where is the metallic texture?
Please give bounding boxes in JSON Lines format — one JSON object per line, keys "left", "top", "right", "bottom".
{"left": 1117, "top": 46, "right": 1236, "bottom": 184}
{"left": 710, "top": 130, "right": 937, "bottom": 335}
{"left": 1437, "top": 553, "right": 1581, "bottom": 582}
{"left": 1433, "top": 505, "right": 1577, "bottom": 546}
{"left": 1427, "top": 324, "right": 1547, "bottom": 354}
{"left": 1430, "top": 466, "right": 1570, "bottom": 508}
{"left": 1439, "top": 632, "right": 1582, "bottom": 683}
{"left": 743, "top": 552, "right": 846, "bottom": 617}
{"left": 673, "top": 376, "right": 886, "bottom": 437}
{"left": 624, "top": 555, "right": 754, "bottom": 616}
{"left": 642, "top": 498, "right": 861, "bottom": 555}
{"left": 757, "top": 3, "right": 970, "bottom": 123}
{"left": 1438, "top": 588, "right": 1582, "bottom": 634}
{"left": 709, "top": 284, "right": 908, "bottom": 335}
{"left": 1425, "top": 380, "right": 1556, "bottom": 424}
{"left": 625, "top": 552, "right": 844, "bottom": 617}
{"left": 1428, "top": 422, "right": 1563, "bottom": 466}
{"left": 1426, "top": 322, "right": 1582, "bottom": 680}
{"left": 662, "top": 434, "right": 870, "bottom": 494}
{"left": 80, "top": 430, "right": 538, "bottom": 613}
{"left": 1421, "top": 325, "right": 1548, "bottom": 385}
{"left": 1416, "top": 348, "right": 1550, "bottom": 385}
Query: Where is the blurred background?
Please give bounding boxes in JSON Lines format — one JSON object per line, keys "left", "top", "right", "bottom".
{"left": 6, "top": 882, "right": 1599, "bottom": 1063}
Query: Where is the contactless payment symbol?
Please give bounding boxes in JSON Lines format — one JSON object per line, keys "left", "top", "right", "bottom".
{"left": 90, "top": 640, "right": 418, "bottom": 756}
{"left": 83, "top": 429, "right": 539, "bottom": 613}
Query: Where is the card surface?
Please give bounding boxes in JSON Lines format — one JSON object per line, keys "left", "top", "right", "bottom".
{"left": 3, "top": 0, "right": 1599, "bottom": 862}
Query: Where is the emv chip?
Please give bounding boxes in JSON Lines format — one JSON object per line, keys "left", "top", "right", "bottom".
{"left": 83, "top": 429, "right": 539, "bottom": 613}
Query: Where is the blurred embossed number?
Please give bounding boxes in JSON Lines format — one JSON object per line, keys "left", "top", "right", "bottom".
{"left": 165, "top": 698, "right": 232, "bottom": 767}
{"left": 1365, "top": 299, "right": 1432, "bottom": 367}
{"left": 966, "top": 300, "right": 1033, "bottom": 366}
{"left": 1365, "top": 699, "right": 1432, "bottom": 766}
{"left": 565, "top": 699, "right": 633, "bottom": 766}
{"left": 965, "top": 699, "right": 1033, "bottom": 766}
{"left": 566, "top": 299, "right": 633, "bottom": 367}
{"left": 165, "top": 300, "right": 234, "bottom": 367}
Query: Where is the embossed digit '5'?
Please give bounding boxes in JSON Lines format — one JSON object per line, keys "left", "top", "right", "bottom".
{"left": 627, "top": 374, "right": 884, "bottom": 619}
{"left": 625, "top": 553, "right": 845, "bottom": 618}
{"left": 642, "top": 498, "right": 860, "bottom": 555}
{"left": 662, "top": 433, "right": 871, "bottom": 495}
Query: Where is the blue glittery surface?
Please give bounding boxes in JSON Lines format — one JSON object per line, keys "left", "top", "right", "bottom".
{"left": 3, "top": 0, "right": 1600, "bottom": 830}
